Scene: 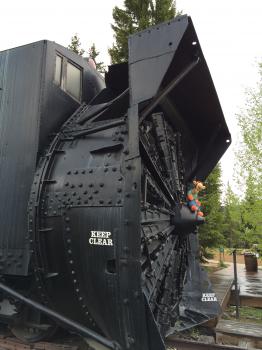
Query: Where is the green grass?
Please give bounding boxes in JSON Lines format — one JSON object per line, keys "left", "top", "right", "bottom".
{"left": 202, "top": 265, "right": 213, "bottom": 273}
{"left": 202, "top": 262, "right": 229, "bottom": 273}
{"left": 217, "top": 260, "right": 228, "bottom": 268}
{"left": 223, "top": 306, "right": 262, "bottom": 324}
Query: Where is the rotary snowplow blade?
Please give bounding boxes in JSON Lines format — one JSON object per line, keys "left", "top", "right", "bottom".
{"left": 28, "top": 15, "right": 230, "bottom": 350}
{"left": 129, "top": 15, "right": 231, "bottom": 181}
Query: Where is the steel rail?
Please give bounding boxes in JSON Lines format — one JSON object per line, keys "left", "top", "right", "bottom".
{"left": 69, "top": 118, "right": 126, "bottom": 138}
{"left": 0, "top": 282, "right": 121, "bottom": 350}
{"left": 166, "top": 338, "right": 247, "bottom": 350}
{"left": 78, "top": 88, "right": 129, "bottom": 125}
{"left": 140, "top": 137, "right": 175, "bottom": 205}
{"left": 140, "top": 58, "right": 200, "bottom": 124}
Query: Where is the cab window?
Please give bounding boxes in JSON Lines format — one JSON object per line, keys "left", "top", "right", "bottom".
{"left": 66, "top": 62, "right": 81, "bottom": 101}
{"left": 54, "top": 53, "right": 82, "bottom": 102}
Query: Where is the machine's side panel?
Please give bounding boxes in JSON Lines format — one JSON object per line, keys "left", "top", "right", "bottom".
{"left": 0, "top": 42, "right": 45, "bottom": 275}
{"left": 0, "top": 41, "right": 106, "bottom": 277}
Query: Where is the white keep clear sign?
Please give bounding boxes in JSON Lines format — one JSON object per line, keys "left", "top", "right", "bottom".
{"left": 201, "top": 293, "right": 217, "bottom": 302}
{"left": 89, "top": 231, "right": 113, "bottom": 246}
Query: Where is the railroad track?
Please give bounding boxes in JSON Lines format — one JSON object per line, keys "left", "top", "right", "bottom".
{"left": 0, "top": 336, "right": 248, "bottom": 350}
{"left": 0, "top": 336, "right": 80, "bottom": 350}
{"left": 166, "top": 338, "right": 247, "bottom": 350}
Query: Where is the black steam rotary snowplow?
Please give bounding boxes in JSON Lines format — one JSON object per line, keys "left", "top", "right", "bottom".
{"left": 0, "top": 15, "right": 230, "bottom": 350}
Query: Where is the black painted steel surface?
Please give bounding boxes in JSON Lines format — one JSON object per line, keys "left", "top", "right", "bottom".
{"left": 0, "top": 15, "right": 231, "bottom": 350}
{"left": 0, "top": 41, "right": 104, "bottom": 275}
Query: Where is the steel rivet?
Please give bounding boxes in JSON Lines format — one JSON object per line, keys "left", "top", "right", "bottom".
{"left": 134, "top": 291, "right": 140, "bottom": 298}
{"left": 128, "top": 337, "right": 135, "bottom": 345}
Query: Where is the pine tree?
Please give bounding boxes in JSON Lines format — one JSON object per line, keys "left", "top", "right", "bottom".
{"left": 88, "top": 43, "right": 106, "bottom": 74}
{"left": 222, "top": 183, "right": 242, "bottom": 248}
{"left": 235, "top": 62, "right": 262, "bottom": 194}
{"left": 235, "top": 62, "right": 262, "bottom": 253}
{"left": 68, "top": 34, "right": 85, "bottom": 56}
{"left": 240, "top": 170, "right": 262, "bottom": 250}
{"left": 68, "top": 35, "right": 106, "bottom": 74}
{"left": 198, "top": 164, "right": 225, "bottom": 258}
{"left": 109, "top": 0, "right": 178, "bottom": 64}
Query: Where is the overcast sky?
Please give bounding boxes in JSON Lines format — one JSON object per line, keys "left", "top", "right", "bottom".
{"left": 0, "top": 0, "right": 261, "bottom": 192}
